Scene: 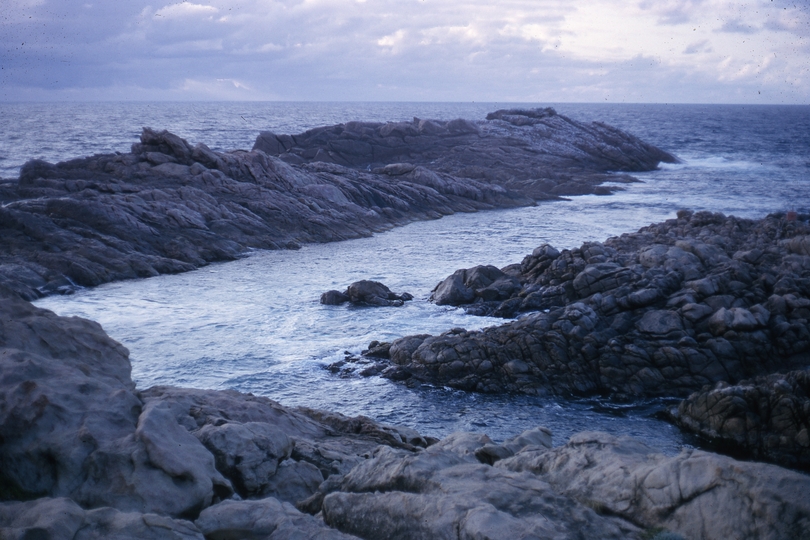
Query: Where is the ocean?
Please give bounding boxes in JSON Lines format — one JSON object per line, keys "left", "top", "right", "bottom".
{"left": 4, "top": 102, "right": 809, "bottom": 451}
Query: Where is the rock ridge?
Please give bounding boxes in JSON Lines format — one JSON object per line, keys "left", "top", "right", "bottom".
{"left": 1, "top": 109, "right": 674, "bottom": 300}
{"left": 366, "top": 211, "right": 810, "bottom": 401}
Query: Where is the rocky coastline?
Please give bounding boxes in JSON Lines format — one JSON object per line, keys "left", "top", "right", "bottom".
{"left": 2, "top": 292, "right": 809, "bottom": 539}
{"left": 2, "top": 111, "right": 809, "bottom": 539}
{"left": 0, "top": 108, "right": 674, "bottom": 301}
{"left": 348, "top": 210, "right": 810, "bottom": 472}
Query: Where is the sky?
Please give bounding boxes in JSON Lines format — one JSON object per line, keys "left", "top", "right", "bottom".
{"left": 1, "top": 0, "right": 809, "bottom": 103}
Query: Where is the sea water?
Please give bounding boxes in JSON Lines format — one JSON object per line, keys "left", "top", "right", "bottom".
{"left": 4, "top": 102, "right": 808, "bottom": 451}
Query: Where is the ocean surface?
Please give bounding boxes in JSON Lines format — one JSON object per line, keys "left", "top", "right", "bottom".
{"left": 5, "top": 102, "right": 809, "bottom": 452}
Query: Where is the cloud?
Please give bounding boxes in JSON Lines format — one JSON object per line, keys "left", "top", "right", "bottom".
{"left": 1, "top": 0, "right": 808, "bottom": 103}
{"left": 638, "top": 0, "right": 705, "bottom": 26}
{"left": 719, "top": 19, "right": 759, "bottom": 34}
{"left": 683, "top": 39, "right": 711, "bottom": 54}
{"left": 154, "top": 2, "right": 219, "bottom": 19}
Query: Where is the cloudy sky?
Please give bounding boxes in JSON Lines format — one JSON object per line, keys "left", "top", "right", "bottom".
{"left": 2, "top": 0, "right": 808, "bottom": 103}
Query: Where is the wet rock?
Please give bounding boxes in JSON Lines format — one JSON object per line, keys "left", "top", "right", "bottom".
{"left": 320, "top": 290, "right": 350, "bottom": 305}
{"left": 1, "top": 108, "right": 674, "bottom": 299}
{"left": 320, "top": 280, "right": 413, "bottom": 307}
{"left": 382, "top": 212, "right": 810, "bottom": 398}
{"left": 671, "top": 370, "right": 810, "bottom": 469}
{"left": 430, "top": 265, "right": 520, "bottom": 309}
{"left": 346, "top": 280, "right": 413, "bottom": 306}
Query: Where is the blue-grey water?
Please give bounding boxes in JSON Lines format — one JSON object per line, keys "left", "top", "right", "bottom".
{"left": 4, "top": 102, "right": 808, "bottom": 452}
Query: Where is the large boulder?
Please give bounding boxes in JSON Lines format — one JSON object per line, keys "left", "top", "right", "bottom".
{"left": 0, "top": 497, "right": 204, "bottom": 540}
{"left": 430, "top": 265, "right": 521, "bottom": 309}
{"left": 0, "top": 295, "right": 231, "bottom": 517}
{"left": 671, "top": 370, "right": 810, "bottom": 469}
{"left": 498, "top": 431, "right": 810, "bottom": 540}
{"left": 320, "top": 280, "right": 413, "bottom": 307}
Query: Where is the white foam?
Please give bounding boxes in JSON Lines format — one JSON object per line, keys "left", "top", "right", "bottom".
{"left": 659, "top": 156, "right": 775, "bottom": 172}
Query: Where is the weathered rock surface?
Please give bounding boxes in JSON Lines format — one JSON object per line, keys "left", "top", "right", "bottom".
{"left": 0, "top": 293, "right": 231, "bottom": 517}
{"left": 0, "top": 292, "right": 428, "bottom": 527}
{"left": 320, "top": 280, "right": 413, "bottom": 307}
{"left": 499, "top": 431, "right": 810, "bottom": 540}
{"left": 254, "top": 107, "right": 677, "bottom": 201}
{"left": 0, "top": 108, "right": 674, "bottom": 300}
{"left": 304, "top": 427, "right": 810, "bottom": 540}
{"left": 671, "top": 369, "right": 810, "bottom": 470}
{"left": 375, "top": 211, "right": 810, "bottom": 398}
{"left": 195, "top": 498, "right": 360, "bottom": 540}
{"left": 0, "top": 497, "right": 204, "bottom": 540}
{"left": 3, "top": 290, "right": 809, "bottom": 540}
{"left": 316, "top": 432, "right": 641, "bottom": 540}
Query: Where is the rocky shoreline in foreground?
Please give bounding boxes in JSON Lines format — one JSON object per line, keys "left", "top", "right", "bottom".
{"left": 2, "top": 291, "right": 809, "bottom": 539}
{"left": 2, "top": 110, "right": 809, "bottom": 539}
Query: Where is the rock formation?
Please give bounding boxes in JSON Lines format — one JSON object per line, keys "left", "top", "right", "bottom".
{"left": 303, "top": 428, "right": 810, "bottom": 540}
{"left": 371, "top": 211, "right": 810, "bottom": 400}
{"left": 497, "top": 431, "right": 810, "bottom": 540}
{"left": 0, "top": 108, "right": 674, "bottom": 300}
{"left": 1, "top": 290, "right": 809, "bottom": 539}
{"left": 253, "top": 107, "right": 677, "bottom": 200}
{"left": 320, "top": 280, "right": 414, "bottom": 307}
{"left": 671, "top": 369, "right": 810, "bottom": 470}
{"left": 0, "top": 292, "right": 426, "bottom": 531}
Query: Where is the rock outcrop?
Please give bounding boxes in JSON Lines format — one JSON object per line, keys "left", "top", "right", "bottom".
{"left": 253, "top": 107, "right": 677, "bottom": 200}
{"left": 671, "top": 369, "right": 810, "bottom": 470}
{"left": 372, "top": 211, "right": 810, "bottom": 399}
{"left": 300, "top": 427, "right": 810, "bottom": 540}
{"left": 0, "top": 497, "right": 204, "bottom": 540}
{"left": 0, "top": 292, "right": 427, "bottom": 522}
{"left": 497, "top": 431, "right": 810, "bottom": 540}
{"left": 320, "top": 280, "right": 414, "bottom": 307}
{"left": 0, "top": 108, "right": 674, "bottom": 300}
{"left": 2, "top": 290, "right": 809, "bottom": 539}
